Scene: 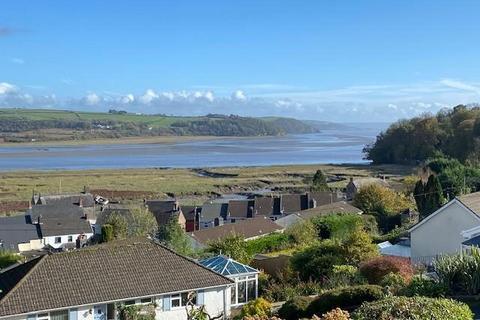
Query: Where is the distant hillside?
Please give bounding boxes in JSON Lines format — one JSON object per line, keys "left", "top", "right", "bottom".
{"left": 0, "top": 108, "right": 319, "bottom": 142}
{"left": 303, "top": 120, "right": 355, "bottom": 130}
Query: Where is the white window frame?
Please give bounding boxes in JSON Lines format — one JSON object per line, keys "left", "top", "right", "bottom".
{"left": 170, "top": 291, "right": 197, "bottom": 309}
{"left": 231, "top": 274, "right": 258, "bottom": 306}
{"left": 54, "top": 237, "right": 62, "bottom": 244}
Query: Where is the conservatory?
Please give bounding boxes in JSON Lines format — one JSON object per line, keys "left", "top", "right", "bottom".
{"left": 199, "top": 255, "right": 259, "bottom": 306}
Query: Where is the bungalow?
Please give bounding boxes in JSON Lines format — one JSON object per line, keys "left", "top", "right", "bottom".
{"left": 188, "top": 216, "right": 284, "bottom": 249}
{"left": 225, "top": 200, "right": 255, "bottom": 223}
{"left": 253, "top": 196, "right": 281, "bottom": 217}
{"left": 199, "top": 202, "right": 229, "bottom": 229}
{"left": 409, "top": 191, "right": 480, "bottom": 264}
{"left": 200, "top": 256, "right": 259, "bottom": 307}
{"left": 0, "top": 238, "right": 233, "bottom": 320}
{"left": 145, "top": 200, "right": 186, "bottom": 230}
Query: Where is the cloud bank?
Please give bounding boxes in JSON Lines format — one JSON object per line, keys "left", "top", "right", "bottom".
{"left": 1, "top": 79, "right": 480, "bottom": 122}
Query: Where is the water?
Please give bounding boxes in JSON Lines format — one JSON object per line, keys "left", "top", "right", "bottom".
{"left": 0, "top": 124, "right": 386, "bottom": 171}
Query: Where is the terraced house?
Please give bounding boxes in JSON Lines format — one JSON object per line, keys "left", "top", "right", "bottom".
{"left": 0, "top": 238, "right": 233, "bottom": 320}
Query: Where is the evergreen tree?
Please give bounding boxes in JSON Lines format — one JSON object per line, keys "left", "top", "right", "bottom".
{"left": 158, "top": 215, "right": 193, "bottom": 256}
{"left": 311, "top": 169, "right": 329, "bottom": 191}
{"left": 423, "top": 175, "right": 444, "bottom": 217}
{"left": 413, "top": 180, "right": 426, "bottom": 215}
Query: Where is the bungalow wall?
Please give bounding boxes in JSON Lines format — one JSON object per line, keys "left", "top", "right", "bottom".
{"left": 43, "top": 233, "right": 94, "bottom": 249}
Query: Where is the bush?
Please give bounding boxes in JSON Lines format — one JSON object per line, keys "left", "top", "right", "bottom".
{"left": 0, "top": 250, "right": 21, "bottom": 268}
{"left": 261, "top": 274, "right": 322, "bottom": 302}
{"left": 291, "top": 240, "right": 345, "bottom": 282}
{"left": 320, "top": 308, "right": 351, "bottom": 320}
{"left": 285, "top": 220, "right": 318, "bottom": 247}
{"left": 400, "top": 275, "right": 447, "bottom": 297}
{"left": 240, "top": 298, "right": 272, "bottom": 317}
{"left": 278, "top": 296, "right": 314, "bottom": 320}
{"left": 245, "top": 233, "right": 292, "bottom": 255}
{"left": 341, "top": 227, "right": 379, "bottom": 265}
{"left": 101, "top": 224, "right": 114, "bottom": 242}
{"left": 379, "top": 272, "right": 406, "bottom": 295}
{"left": 311, "top": 214, "right": 363, "bottom": 241}
{"left": 306, "top": 285, "right": 385, "bottom": 317}
{"left": 359, "top": 256, "right": 413, "bottom": 284}
{"left": 352, "top": 296, "right": 474, "bottom": 320}
{"left": 325, "top": 265, "right": 363, "bottom": 289}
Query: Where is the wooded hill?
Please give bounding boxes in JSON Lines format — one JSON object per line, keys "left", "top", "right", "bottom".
{"left": 0, "top": 108, "right": 319, "bottom": 142}
{"left": 364, "top": 105, "right": 480, "bottom": 165}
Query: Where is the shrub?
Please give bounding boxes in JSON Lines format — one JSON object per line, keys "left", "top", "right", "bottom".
{"left": 311, "top": 214, "right": 363, "bottom": 240}
{"left": 101, "top": 224, "right": 114, "bottom": 242}
{"left": 245, "top": 233, "right": 292, "bottom": 255}
{"left": 261, "top": 275, "right": 322, "bottom": 302}
{"left": 0, "top": 250, "right": 21, "bottom": 269}
{"left": 240, "top": 298, "right": 272, "bottom": 317}
{"left": 359, "top": 256, "right": 413, "bottom": 284}
{"left": 278, "top": 296, "right": 314, "bottom": 320}
{"left": 325, "top": 265, "right": 363, "bottom": 289}
{"left": 285, "top": 220, "right": 318, "bottom": 247}
{"left": 341, "top": 227, "right": 379, "bottom": 265}
{"left": 206, "top": 235, "right": 250, "bottom": 264}
{"left": 306, "top": 285, "right": 385, "bottom": 317}
{"left": 291, "top": 240, "right": 345, "bottom": 282}
{"left": 320, "top": 308, "right": 351, "bottom": 320}
{"left": 379, "top": 272, "right": 406, "bottom": 295}
{"left": 352, "top": 296, "right": 474, "bottom": 320}
{"left": 400, "top": 275, "right": 447, "bottom": 297}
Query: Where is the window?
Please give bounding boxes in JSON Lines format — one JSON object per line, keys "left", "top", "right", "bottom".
{"left": 231, "top": 286, "right": 236, "bottom": 305}
{"left": 140, "top": 297, "right": 152, "bottom": 304}
{"left": 37, "top": 313, "right": 49, "bottom": 320}
{"left": 54, "top": 237, "right": 62, "bottom": 244}
{"left": 123, "top": 300, "right": 135, "bottom": 306}
{"left": 171, "top": 291, "right": 196, "bottom": 309}
{"left": 50, "top": 310, "right": 68, "bottom": 320}
{"left": 237, "top": 281, "right": 246, "bottom": 304}
{"left": 68, "top": 236, "right": 73, "bottom": 242}
{"left": 232, "top": 275, "right": 258, "bottom": 305}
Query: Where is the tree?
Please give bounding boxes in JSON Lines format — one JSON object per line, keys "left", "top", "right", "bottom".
{"left": 312, "top": 169, "right": 330, "bottom": 191}
{"left": 285, "top": 220, "right": 318, "bottom": 246}
{"left": 101, "top": 224, "right": 114, "bottom": 242}
{"left": 0, "top": 250, "right": 21, "bottom": 268}
{"left": 414, "top": 174, "right": 445, "bottom": 219}
{"left": 128, "top": 206, "right": 157, "bottom": 237}
{"left": 341, "top": 227, "right": 379, "bottom": 266}
{"left": 104, "top": 213, "right": 128, "bottom": 239}
{"left": 158, "top": 215, "right": 193, "bottom": 256}
{"left": 205, "top": 234, "right": 250, "bottom": 264}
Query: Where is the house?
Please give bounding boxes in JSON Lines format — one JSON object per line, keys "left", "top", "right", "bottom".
{"left": 378, "top": 239, "right": 411, "bottom": 258}
{"left": 280, "top": 194, "right": 309, "bottom": 213}
{"left": 275, "top": 201, "right": 363, "bottom": 228}
{"left": 32, "top": 193, "right": 97, "bottom": 223}
{"left": 199, "top": 202, "right": 229, "bottom": 229}
{"left": 94, "top": 203, "right": 131, "bottom": 235}
{"left": 307, "top": 191, "right": 344, "bottom": 207}
{"left": 346, "top": 177, "right": 390, "bottom": 200}
{"left": 226, "top": 200, "right": 255, "bottom": 223}
{"left": 181, "top": 205, "right": 201, "bottom": 232}
{"left": 200, "top": 256, "right": 259, "bottom": 307}
{"left": 409, "top": 192, "right": 480, "bottom": 264}
{"left": 253, "top": 196, "right": 281, "bottom": 217}
{"left": 28, "top": 204, "right": 94, "bottom": 250}
{"left": 188, "top": 217, "right": 284, "bottom": 249}
{"left": 0, "top": 238, "right": 233, "bottom": 320}
{"left": 145, "top": 200, "right": 186, "bottom": 230}
{"left": 0, "top": 215, "right": 42, "bottom": 252}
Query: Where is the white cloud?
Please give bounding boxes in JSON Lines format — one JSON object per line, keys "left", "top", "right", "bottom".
{"left": 0, "top": 82, "right": 16, "bottom": 94}
{"left": 440, "top": 79, "right": 480, "bottom": 95}
{"left": 85, "top": 93, "right": 100, "bottom": 105}
{"left": 11, "top": 57, "right": 25, "bottom": 64}
{"left": 231, "top": 90, "right": 247, "bottom": 101}
{"left": 387, "top": 103, "right": 398, "bottom": 110}
{"left": 139, "top": 89, "right": 159, "bottom": 104}
{"left": 120, "top": 94, "right": 134, "bottom": 104}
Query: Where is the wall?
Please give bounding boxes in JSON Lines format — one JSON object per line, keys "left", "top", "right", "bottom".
{"left": 43, "top": 233, "right": 94, "bottom": 249}
{"left": 411, "top": 201, "right": 480, "bottom": 264}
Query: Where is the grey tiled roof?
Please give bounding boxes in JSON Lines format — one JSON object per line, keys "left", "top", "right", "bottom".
{"left": 39, "top": 194, "right": 95, "bottom": 208}
{"left": 29, "top": 205, "right": 92, "bottom": 237}
{"left": 0, "top": 215, "right": 40, "bottom": 252}
{"left": 0, "top": 238, "right": 232, "bottom": 317}
{"left": 458, "top": 191, "right": 480, "bottom": 215}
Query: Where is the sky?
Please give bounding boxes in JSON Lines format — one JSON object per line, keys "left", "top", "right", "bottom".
{"left": 1, "top": 1, "right": 480, "bottom": 122}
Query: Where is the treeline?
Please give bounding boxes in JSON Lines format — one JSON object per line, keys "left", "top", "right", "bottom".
{"left": 364, "top": 105, "right": 480, "bottom": 164}
{"left": 0, "top": 113, "right": 318, "bottom": 141}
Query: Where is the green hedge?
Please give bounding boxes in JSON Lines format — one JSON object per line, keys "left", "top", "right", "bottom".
{"left": 245, "top": 232, "right": 292, "bottom": 255}
{"left": 352, "top": 296, "right": 473, "bottom": 320}
{"left": 278, "top": 296, "right": 314, "bottom": 320}
{"left": 306, "top": 285, "right": 385, "bottom": 317}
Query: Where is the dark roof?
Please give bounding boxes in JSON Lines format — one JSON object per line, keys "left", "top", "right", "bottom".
{"left": 181, "top": 206, "right": 200, "bottom": 221}
{"left": 0, "top": 258, "right": 41, "bottom": 298}
{"left": 200, "top": 202, "right": 229, "bottom": 222}
{"left": 0, "top": 216, "right": 40, "bottom": 252}
{"left": 39, "top": 194, "right": 95, "bottom": 208}
{"left": 199, "top": 256, "right": 258, "bottom": 276}
{"left": 0, "top": 238, "right": 232, "bottom": 317}
{"left": 145, "top": 200, "right": 181, "bottom": 225}
{"left": 307, "top": 191, "right": 343, "bottom": 206}
{"left": 29, "top": 205, "right": 92, "bottom": 237}
{"left": 458, "top": 192, "right": 480, "bottom": 215}
{"left": 281, "top": 194, "right": 309, "bottom": 213}
{"left": 228, "top": 200, "right": 255, "bottom": 218}
{"left": 254, "top": 197, "right": 281, "bottom": 216}
{"left": 190, "top": 217, "right": 283, "bottom": 245}
{"left": 296, "top": 201, "right": 363, "bottom": 220}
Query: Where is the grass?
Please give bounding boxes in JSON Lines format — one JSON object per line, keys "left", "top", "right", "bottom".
{"left": 0, "top": 163, "right": 413, "bottom": 214}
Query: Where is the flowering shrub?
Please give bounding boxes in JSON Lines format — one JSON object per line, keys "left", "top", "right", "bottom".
{"left": 359, "top": 256, "right": 413, "bottom": 284}
{"left": 320, "top": 308, "right": 351, "bottom": 320}
{"left": 240, "top": 298, "right": 272, "bottom": 318}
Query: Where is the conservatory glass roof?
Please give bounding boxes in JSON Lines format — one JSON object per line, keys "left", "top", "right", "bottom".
{"left": 199, "top": 255, "right": 258, "bottom": 276}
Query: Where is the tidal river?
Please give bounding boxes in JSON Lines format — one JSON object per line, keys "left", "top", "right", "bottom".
{"left": 0, "top": 124, "right": 386, "bottom": 171}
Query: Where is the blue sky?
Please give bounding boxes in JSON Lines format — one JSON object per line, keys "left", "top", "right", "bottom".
{"left": 1, "top": 1, "right": 480, "bottom": 121}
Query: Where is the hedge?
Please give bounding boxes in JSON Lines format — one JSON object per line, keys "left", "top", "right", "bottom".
{"left": 352, "top": 296, "right": 474, "bottom": 320}
{"left": 359, "top": 256, "right": 414, "bottom": 284}
{"left": 306, "top": 285, "right": 385, "bottom": 317}
{"left": 278, "top": 296, "right": 314, "bottom": 320}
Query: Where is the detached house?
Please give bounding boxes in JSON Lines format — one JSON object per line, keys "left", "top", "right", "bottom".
{"left": 0, "top": 238, "right": 233, "bottom": 320}
{"left": 410, "top": 192, "right": 480, "bottom": 264}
